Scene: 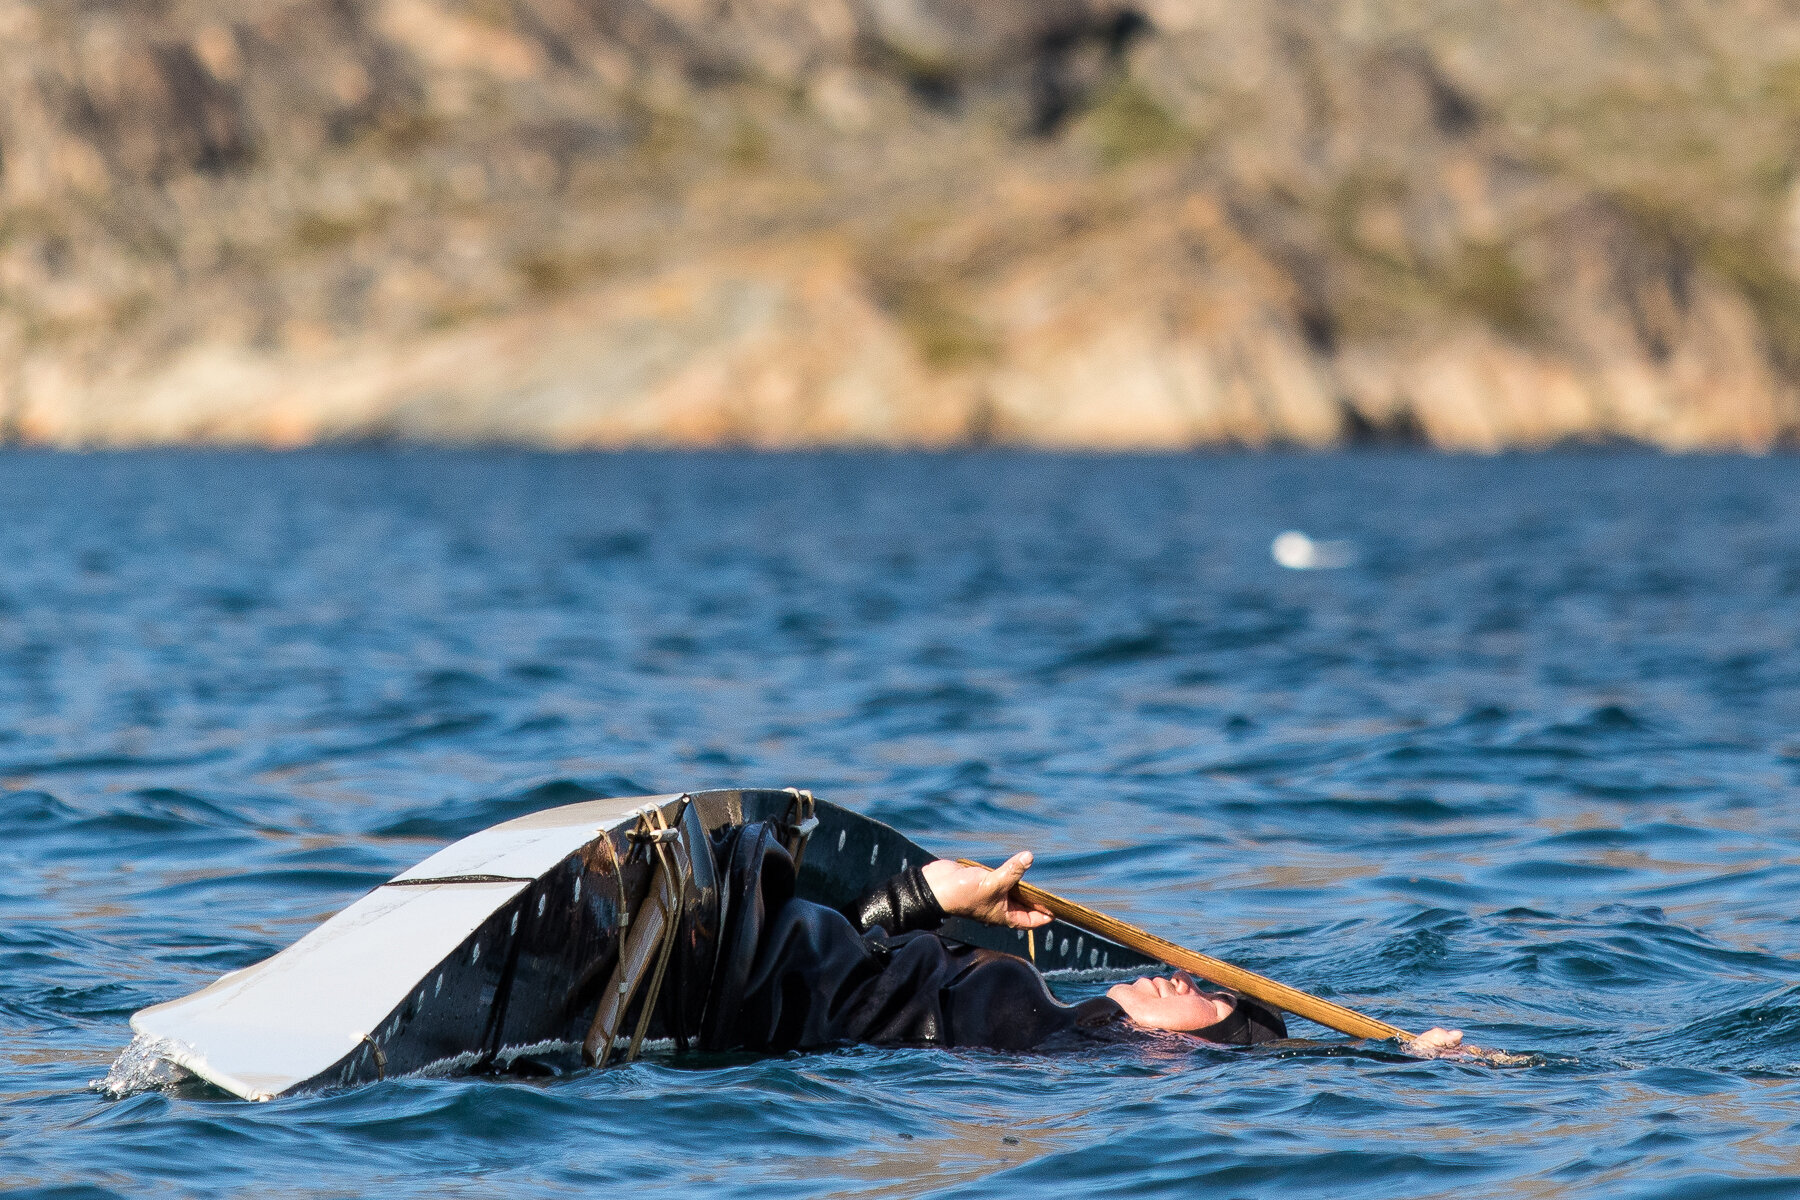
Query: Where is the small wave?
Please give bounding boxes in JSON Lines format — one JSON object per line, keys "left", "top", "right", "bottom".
{"left": 80, "top": 788, "right": 264, "bottom": 836}
{"left": 418, "top": 668, "right": 514, "bottom": 701}
{"left": 0, "top": 788, "right": 279, "bottom": 852}
{"left": 1503, "top": 938, "right": 1688, "bottom": 987}
{"left": 568, "top": 530, "right": 650, "bottom": 562}
{"left": 1535, "top": 703, "right": 1656, "bottom": 740}
{"left": 865, "top": 794, "right": 1056, "bottom": 834}
{"left": 0, "top": 790, "right": 79, "bottom": 833}
{"left": 1489, "top": 859, "right": 1635, "bottom": 884}
{"left": 1528, "top": 823, "right": 1714, "bottom": 850}
{"left": 509, "top": 713, "right": 570, "bottom": 734}
{"left": 3, "top": 981, "right": 148, "bottom": 1026}
{"left": 1481, "top": 905, "right": 1792, "bottom": 1004}
{"left": 1039, "top": 615, "right": 1303, "bottom": 678}
{"left": 1220, "top": 792, "right": 1484, "bottom": 822}
{"left": 0, "top": 750, "right": 230, "bottom": 777}
{"left": 865, "top": 760, "right": 1058, "bottom": 833}
{"left": 256, "top": 714, "right": 493, "bottom": 771}
{"left": 1392, "top": 906, "right": 1477, "bottom": 932}
{"left": 1621, "top": 984, "right": 1800, "bottom": 1071}
{"left": 856, "top": 683, "right": 1003, "bottom": 735}
{"left": 1048, "top": 625, "right": 1184, "bottom": 672}
{"left": 371, "top": 775, "right": 648, "bottom": 840}
{"left": 1369, "top": 927, "right": 1454, "bottom": 978}
{"left": 1379, "top": 742, "right": 1588, "bottom": 768}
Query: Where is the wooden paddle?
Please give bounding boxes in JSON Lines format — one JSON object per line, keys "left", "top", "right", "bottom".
{"left": 959, "top": 859, "right": 1412, "bottom": 1041}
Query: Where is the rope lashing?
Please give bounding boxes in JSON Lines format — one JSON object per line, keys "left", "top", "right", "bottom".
{"left": 783, "top": 787, "right": 819, "bottom": 871}
{"left": 599, "top": 830, "right": 630, "bottom": 931}
{"left": 359, "top": 1033, "right": 387, "bottom": 1081}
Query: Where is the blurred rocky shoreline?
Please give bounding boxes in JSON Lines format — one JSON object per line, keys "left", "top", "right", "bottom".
{"left": 4, "top": 0, "right": 1800, "bottom": 449}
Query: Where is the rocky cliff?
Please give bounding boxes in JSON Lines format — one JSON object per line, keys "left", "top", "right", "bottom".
{"left": 5, "top": 0, "right": 1800, "bottom": 449}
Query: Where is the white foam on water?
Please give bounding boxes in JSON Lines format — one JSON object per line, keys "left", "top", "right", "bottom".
{"left": 493, "top": 1037, "right": 582, "bottom": 1067}
{"left": 93, "top": 1034, "right": 196, "bottom": 1098}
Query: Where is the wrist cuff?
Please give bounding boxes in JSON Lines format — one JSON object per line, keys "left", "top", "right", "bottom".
{"left": 848, "top": 865, "right": 947, "bottom": 935}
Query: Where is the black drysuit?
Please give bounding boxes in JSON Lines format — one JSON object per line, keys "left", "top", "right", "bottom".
{"left": 696, "top": 821, "right": 1286, "bottom": 1054}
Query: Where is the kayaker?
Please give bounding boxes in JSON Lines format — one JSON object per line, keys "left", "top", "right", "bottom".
{"left": 695, "top": 820, "right": 1465, "bottom": 1056}
{"left": 919, "top": 853, "right": 1464, "bottom": 1055}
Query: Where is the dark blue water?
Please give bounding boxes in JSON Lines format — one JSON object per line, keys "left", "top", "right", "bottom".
{"left": 5, "top": 450, "right": 1800, "bottom": 1198}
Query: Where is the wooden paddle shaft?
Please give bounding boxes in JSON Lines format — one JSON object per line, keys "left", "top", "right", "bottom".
{"left": 961, "top": 861, "right": 1414, "bottom": 1041}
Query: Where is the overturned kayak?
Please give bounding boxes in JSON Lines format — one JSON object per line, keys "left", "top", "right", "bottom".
{"left": 130, "top": 788, "right": 1153, "bottom": 1100}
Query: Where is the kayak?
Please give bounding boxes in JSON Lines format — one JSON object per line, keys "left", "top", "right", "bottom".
{"left": 129, "top": 788, "right": 1153, "bottom": 1100}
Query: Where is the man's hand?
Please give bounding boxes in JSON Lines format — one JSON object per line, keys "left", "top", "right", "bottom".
{"left": 1404, "top": 1027, "right": 1465, "bottom": 1057}
{"left": 920, "top": 853, "right": 1053, "bottom": 929}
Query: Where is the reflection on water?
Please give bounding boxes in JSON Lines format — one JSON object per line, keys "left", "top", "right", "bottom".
{"left": 4, "top": 450, "right": 1800, "bottom": 1197}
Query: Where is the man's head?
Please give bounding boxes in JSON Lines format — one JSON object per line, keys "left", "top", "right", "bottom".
{"left": 1106, "top": 971, "right": 1236, "bottom": 1032}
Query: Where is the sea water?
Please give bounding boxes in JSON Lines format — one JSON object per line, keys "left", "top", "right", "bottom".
{"left": 3, "top": 450, "right": 1799, "bottom": 1198}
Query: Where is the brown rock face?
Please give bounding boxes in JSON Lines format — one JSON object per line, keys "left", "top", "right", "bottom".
{"left": 3, "top": 0, "right": 1799, "bottom": 449}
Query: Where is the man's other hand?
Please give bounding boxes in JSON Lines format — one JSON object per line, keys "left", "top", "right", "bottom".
{"left": 1405, "top": 1027, "right": 1466, "bottom": 1056}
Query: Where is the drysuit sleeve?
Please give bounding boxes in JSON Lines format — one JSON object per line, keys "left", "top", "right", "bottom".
{"left": 846, "top": 864, "right": 946, "bottom": 936}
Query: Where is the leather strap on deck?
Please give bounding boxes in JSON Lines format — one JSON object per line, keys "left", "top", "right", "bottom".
{"left": 583, "top": 800, "right": 690, "bottom": 1068}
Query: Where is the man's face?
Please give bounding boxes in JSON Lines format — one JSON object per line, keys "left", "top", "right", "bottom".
{"left": 1105, "top": 972, "right": 1234, "bottom": 1032}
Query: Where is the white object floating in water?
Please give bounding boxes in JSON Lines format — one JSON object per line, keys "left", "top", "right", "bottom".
{"left": 1271, "top": 530, "right": 1354, "bottom": 570}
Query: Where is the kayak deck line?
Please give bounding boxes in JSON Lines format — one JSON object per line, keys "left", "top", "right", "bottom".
{"left": 382, "top": 874, "right": 539, "bottom": 886}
